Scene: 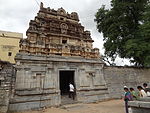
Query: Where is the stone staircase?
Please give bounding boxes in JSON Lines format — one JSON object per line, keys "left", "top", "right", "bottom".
{"left": 61, "top": 95, "right": 78, "bottom": 105}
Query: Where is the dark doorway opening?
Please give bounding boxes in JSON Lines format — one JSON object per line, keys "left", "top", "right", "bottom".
{"left": 59, "top": 70, "right": 75, "bottom": 95}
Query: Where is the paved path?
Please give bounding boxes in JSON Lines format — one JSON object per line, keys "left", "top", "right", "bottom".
{"left": 17, "top": 99, "right": 125, "bottom": 113}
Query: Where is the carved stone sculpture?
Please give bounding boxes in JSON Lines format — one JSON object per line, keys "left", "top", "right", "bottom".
{"left": 19, "top": 2, "right": 101, "bottom": 59}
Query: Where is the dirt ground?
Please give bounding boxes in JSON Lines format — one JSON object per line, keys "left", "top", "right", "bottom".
{"left": 16, "top": 99, "right": 125, "bottom": 113}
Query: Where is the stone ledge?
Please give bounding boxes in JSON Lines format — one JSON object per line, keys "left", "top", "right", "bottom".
{"left": 128, "top": 101, "right": 150, "bottom": 108}
{"left": 77, "top": 87, "right": 108, "bottom": 91}
{"left": 15, "top": 53, "right": 104, "bottom": 64}
{"left": 14, "top": 90, "right": 59, "bottom": 96}
{"left": 138, "top": 97, "right": 150, "bottom": 102}
{"left": 9, "top": 94, "right": 59, "bottom": 104}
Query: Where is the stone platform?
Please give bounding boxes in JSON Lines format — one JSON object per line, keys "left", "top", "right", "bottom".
{"left": 128, "top": 97, "right": 150, "bottom": 113}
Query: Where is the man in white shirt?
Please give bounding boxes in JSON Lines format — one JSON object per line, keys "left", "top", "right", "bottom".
{"left": 143, "top": 83, "right": 150, "bottom": 97}
{"left": 69, "top": 83, "right": 75, "bottom": 100}
{"left": 137, "top": 86, "right": 147, "bottom": 97}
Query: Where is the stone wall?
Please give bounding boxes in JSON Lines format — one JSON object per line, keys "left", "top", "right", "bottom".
{"left": 104, "top": 66, "right": 150, "bottom": 99}
{"left": 8, "top": 53, "right": 108, "bottom": 112}
{"left": 128, "top": 97, "right": 150, "bottom": 113}
{"left": 1, "top": 59, "right": 150, "bottom": 112}
{"left": 0, "top": 61, "right": 16, "bottom": 113}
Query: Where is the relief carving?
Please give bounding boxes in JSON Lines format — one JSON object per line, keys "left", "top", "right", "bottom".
{"left": 57, "top": 8, "right": 67, "bottom": 16}
{"left": 19, "top": 4, "right": 101, "bottom": 59}
{"left": 60, "top": 23, "right": 68, "bottom": 34}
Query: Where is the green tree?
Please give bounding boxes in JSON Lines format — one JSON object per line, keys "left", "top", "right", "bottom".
{"left": 95, "top": 0, "right": 150, "bottom": 67}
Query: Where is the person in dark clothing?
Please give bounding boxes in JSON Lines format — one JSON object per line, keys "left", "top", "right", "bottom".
{"left": 124, "top": 87, "right": 132, "bottom": 113}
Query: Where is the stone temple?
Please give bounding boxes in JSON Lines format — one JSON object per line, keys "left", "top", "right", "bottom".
{"left": 9, "top": 3, "right": 108, "bottom": 111}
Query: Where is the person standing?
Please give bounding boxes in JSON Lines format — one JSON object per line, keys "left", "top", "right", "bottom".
{"left": 143, "top": 83, "right": 150, "bottom": 97}
{"left": 137, "top": 86, "right": 147, "bottom": 97}
{"left": 69, "top": 83, "right": 75, "bottom": 100}
{"left": 129, "top": 88, "right": 139, "bottom": 100}
{"left": 124, "top": 87, "right": 132, "bottom": 113}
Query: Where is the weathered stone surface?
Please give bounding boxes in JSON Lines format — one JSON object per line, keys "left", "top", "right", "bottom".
{"left": 9, "top": 2, "right": 108, "bottom": 111}
{"left": 2, "top": 2, "right": 150, "bottom": 113}
{"left": 1, "top": 54, "right": 150, "bottom": 113}
{"left": 129, "top": 107, "right": 150, "bottom": 113}
{"left": 19, "top": 2, "right": 100, "bottom": 59}
{"left": 10, "top": 53, "right": 107, "bottom": 112}
{"left": 128, "top": 98, "right": 150, "bottom": 113}
{"left": 104, "top": 66, "right": 150, "bottom": 99}
{"left": 0, "top": 61, "right": 16, "bottom": 113}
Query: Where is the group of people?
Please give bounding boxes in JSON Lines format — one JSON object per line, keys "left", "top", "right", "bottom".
{"left": 124, "top": 83, "right": 150, "bottom": 113}
{"left": 68, "top": 82, "right": 150, "bottom": 113}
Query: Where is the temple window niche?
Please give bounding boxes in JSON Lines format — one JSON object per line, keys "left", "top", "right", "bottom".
{"left": 8, "top": 52, "right": 12, "bottom": 56}
{"left": 60, "top": 17, "right": 64, "bottom": 21}
{"left": 62, "top": 39, "right": 67, "bottom": 44}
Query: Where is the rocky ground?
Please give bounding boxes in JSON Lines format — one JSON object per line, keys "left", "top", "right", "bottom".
{"left": 16, "top": 99, "right": 125, "bottom": 113}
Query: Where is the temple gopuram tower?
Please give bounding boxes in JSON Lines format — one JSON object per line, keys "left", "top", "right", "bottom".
{"left": 9, "top": 3, "right": 108, "bottom": 112}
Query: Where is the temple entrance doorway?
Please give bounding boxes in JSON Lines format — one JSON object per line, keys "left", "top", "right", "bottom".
{"left": 59, "top": 70, "right": 76, "bottom": 104}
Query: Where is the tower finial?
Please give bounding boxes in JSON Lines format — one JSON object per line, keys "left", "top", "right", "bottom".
{"left": 40, "top": 2, "right": 43, "bottom": 9}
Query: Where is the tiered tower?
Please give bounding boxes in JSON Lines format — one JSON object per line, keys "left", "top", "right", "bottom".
{"left": 11, "top": 3, "right": 107, "bottom": 112}
{"left": 19, "top": 2, "right": 100, "bottom": 58}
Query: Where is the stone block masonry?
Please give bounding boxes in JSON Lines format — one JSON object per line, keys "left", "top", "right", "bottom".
{"left": 1, "top": 59, "right": 150, "bottom": 112}
{"left": 19, "top": 2, "right": 100, "bottom": 59}
{"left": 9, "top": 2, "right": 108, "bottom": 112}
{"left": 8, "top": 53, "right": 108, "bottom": 112}
{"left": 104, "top": 66, "right": 150, "bottom": 99}
{"left": 0, "top": 61, "right": 16, "bottom": 113}
{"left": 1, "top": 2, "right": 150, "bottom": 112}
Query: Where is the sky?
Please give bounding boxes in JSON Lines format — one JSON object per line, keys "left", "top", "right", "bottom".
{"left": 0, "top": 0, "right": 130, "bottom": 65}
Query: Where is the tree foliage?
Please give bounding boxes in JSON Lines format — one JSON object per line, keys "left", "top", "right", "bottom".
{"left": 95, "top": 0, "right": 150, "bottom": 67}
